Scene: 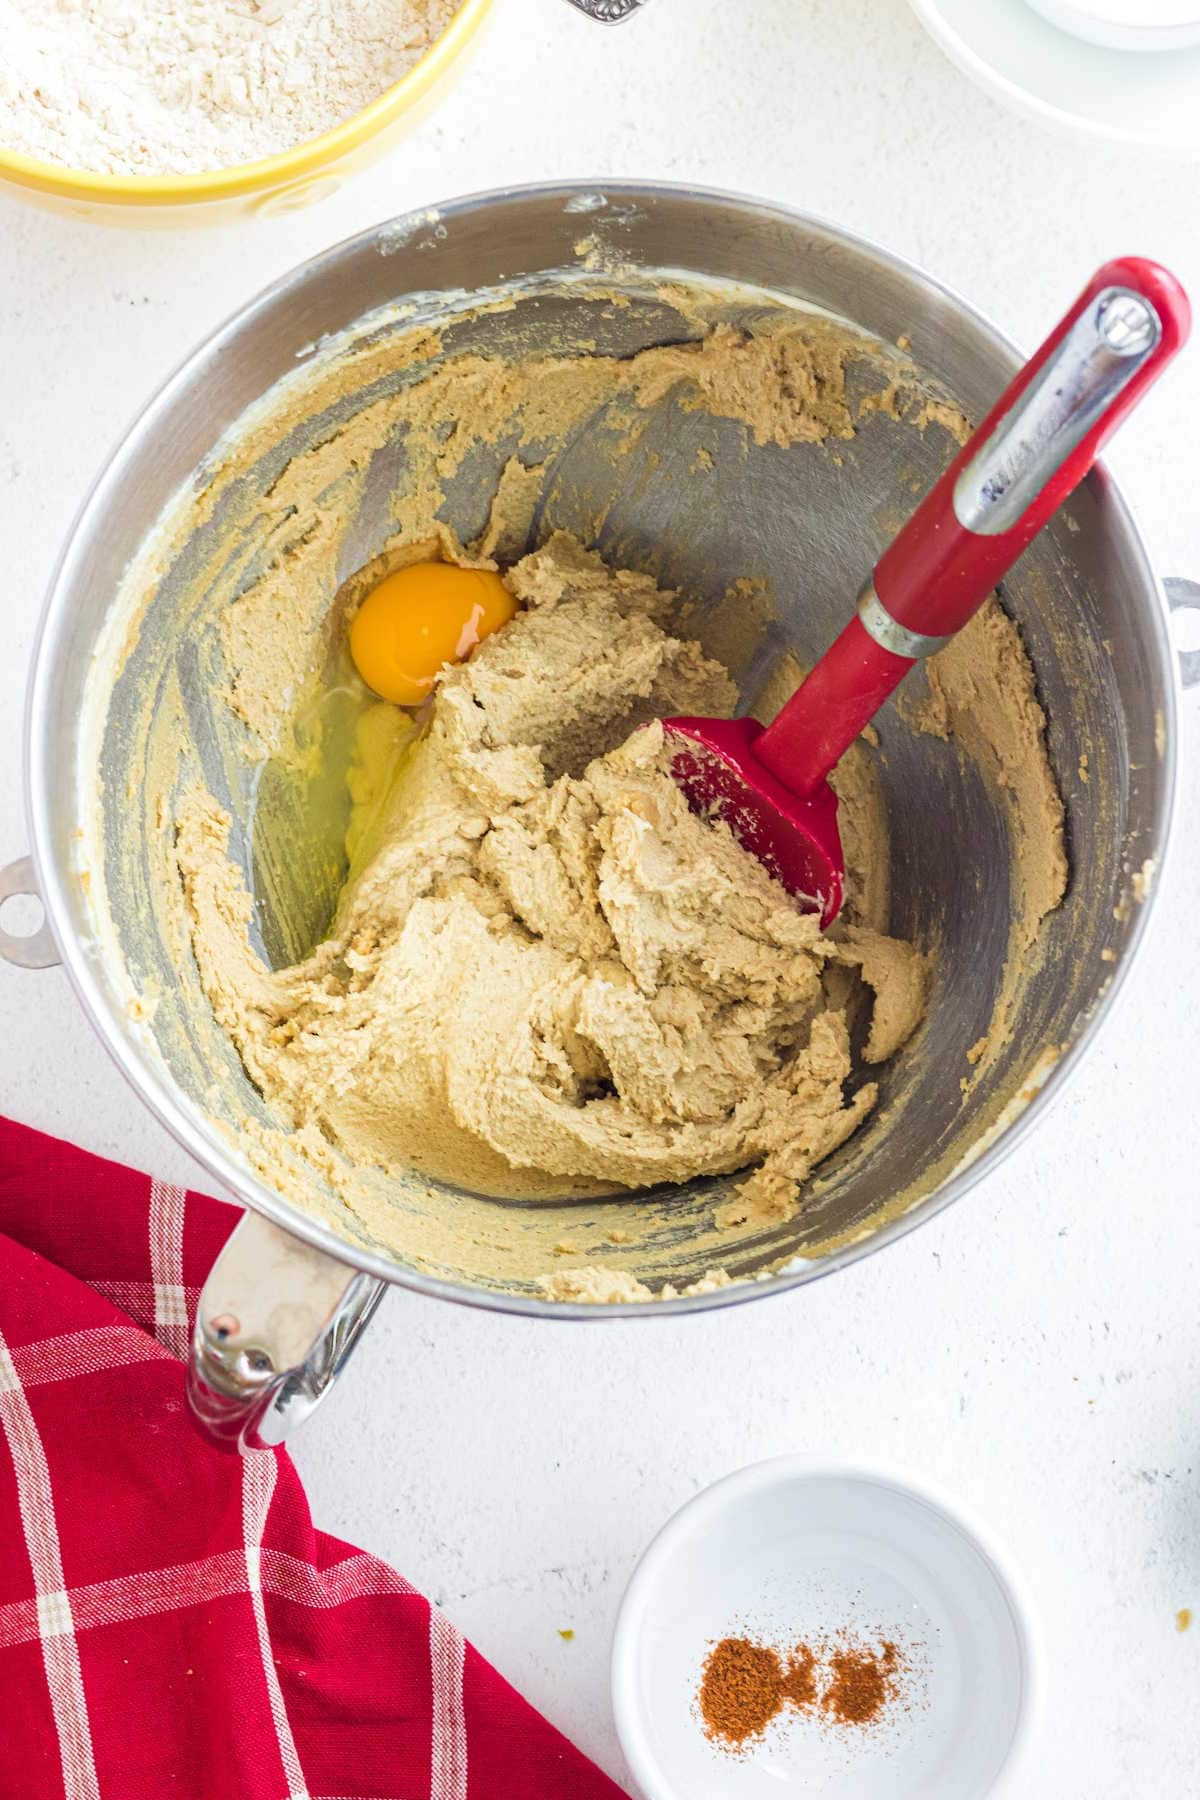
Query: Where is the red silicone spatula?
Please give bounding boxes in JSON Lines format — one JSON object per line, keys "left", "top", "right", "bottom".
{"left": 665, "top": 258, "right": 1190, "bottom": 926}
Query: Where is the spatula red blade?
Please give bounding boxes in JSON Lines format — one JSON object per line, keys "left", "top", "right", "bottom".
{"left": 664, "top": 716, "right": 844, "bottom": 927}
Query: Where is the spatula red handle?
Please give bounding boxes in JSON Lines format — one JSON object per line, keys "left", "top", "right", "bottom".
{"left": 753, "top": 257, "right": 1190, "bottom": 798}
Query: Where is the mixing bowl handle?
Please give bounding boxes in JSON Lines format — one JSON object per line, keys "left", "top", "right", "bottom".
{"left": 188, "top": 1209, "right": 387, "bottom": 1452}
{"left": 563, "top": 0, "right": 651, "bottom": 17}
{"left": 1165, "top": 578, "right": 1200, "bottom": 691}
{"left": 0, "top": 856, "right": 60, "bottom": 970}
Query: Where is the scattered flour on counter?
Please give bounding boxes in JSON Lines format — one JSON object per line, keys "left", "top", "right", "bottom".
{"left": 0, "top": 0, "right": 458, "bottom": 176}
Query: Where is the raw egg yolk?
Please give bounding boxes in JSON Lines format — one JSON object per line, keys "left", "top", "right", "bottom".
{"left": 349, "top": 563, "right": 517, "bottom": 706}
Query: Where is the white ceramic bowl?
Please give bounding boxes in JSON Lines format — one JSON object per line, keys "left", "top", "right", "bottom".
{"left": 1025, "top": 0, "right": 1200, "bottom": 53}
{"left": 910, "top": 0, "right": 1200, "bottom": 150}
{"left": 611, "top": 1458, "right": 1038, "bottom": 1799}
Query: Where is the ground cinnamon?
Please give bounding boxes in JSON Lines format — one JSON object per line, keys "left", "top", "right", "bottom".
{"left": 822, "top": 1639, "right": 900, "bottom": 1726}
{"left": 780, "top": 1643, "right": 818, "bottom": 1711}
{"left": 698, "top": 1630, "right": 910, "bottom": 1749}
{"left": 698, "top": 1638, "right": 786, "bottom": 1745}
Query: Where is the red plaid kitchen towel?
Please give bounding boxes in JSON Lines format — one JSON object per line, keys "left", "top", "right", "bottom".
{"left": 0, "top": 1116, "right": 627, "bottom": 1800}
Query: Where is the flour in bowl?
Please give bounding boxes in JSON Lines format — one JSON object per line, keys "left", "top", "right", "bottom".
{"left": 0, "top": 0, "right": 459, "bottom": 176}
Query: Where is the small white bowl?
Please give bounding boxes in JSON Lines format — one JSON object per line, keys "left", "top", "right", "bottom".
{"left": 1025, "top": 0, "right": 1200, "bottom": 53}
{"left": 909, "top": 0, "right": 1200, "bottom": 150}
{"left": 612, "top": 1457, "right": 1038, "bottom": 1800}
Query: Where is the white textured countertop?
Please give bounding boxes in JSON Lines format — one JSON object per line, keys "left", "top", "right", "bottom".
{"left": 3, "top": 2, "right": 1200, "bottom": 1793}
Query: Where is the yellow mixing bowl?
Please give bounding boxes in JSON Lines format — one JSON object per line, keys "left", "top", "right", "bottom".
{"left": 0, "top": 0, "right": 493, "bottom": 227}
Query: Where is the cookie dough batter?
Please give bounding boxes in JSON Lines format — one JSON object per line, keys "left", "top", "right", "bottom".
{"left": 87, "top": 276, "right": 1072, "bottom": 1299}
{"left": 178, "top": 533, "right": 927, "bottom": 1211}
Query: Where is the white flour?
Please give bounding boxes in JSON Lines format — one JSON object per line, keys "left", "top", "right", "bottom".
{"left": 0, "top": 0, "right": 459, "bottom": 176}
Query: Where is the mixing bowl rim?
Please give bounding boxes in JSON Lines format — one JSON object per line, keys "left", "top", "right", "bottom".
{"left": 24, "top": 178, "right": 1181, "bottom": 1320}
{"left": 0, "top": 0, "right": 493, "bottom": 207}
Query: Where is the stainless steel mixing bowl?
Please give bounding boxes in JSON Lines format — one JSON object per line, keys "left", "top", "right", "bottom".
{"left": 4, "top": 184, "right": 1197, "bottom": 1449}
